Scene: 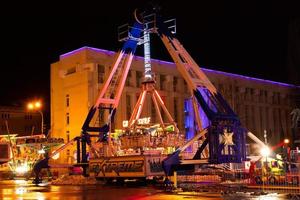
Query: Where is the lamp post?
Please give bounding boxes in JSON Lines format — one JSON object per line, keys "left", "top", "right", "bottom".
{"left": 283, "top": 138, "right": 290, "bottom": 175}
{"left": 27, "top": 101, "right": 44, "bottom": 135}
{"left": 260, "top": 146, "right": 270, "bottom": 190}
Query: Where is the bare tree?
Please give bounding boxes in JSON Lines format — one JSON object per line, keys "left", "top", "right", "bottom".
{"left": 291, "top": 108, "right": 300, "bottom": 129}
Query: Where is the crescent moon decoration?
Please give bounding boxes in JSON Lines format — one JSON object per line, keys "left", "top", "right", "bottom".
{"left": 134, "top": 9, "right": 143, "bottom": 24}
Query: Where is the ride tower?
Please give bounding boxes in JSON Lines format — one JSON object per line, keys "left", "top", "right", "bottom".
{"left": 121, "top": 11, "right": 179, "bottom": 136}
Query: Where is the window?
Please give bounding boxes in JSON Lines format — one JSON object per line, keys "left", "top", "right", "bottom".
{"left": 264, "top": 91, "right": 268, "bottom": 103}
{"left": 1, "top": 113, "right": 10, "bottom": 119}
{"left": 151, "top": 101, "right": 156, "bottom": 122}
{"left": 245, "top": 105, "right": 249, "bottom": 127}
{"left": 183, "top": 80, "right": 188, "bottom": 92}
{"left": 245, "top": 88, "right": 251, "bottom": 100}
{"left": 266, "top": 107, "right": 269, "bottom": 130}
{"left": 161, "top": 108, "right": 166, "bottom": 122}
{"left": 66, "top": 113, "right": 70, "bottom": 125}
{"left": 272, "top": 92, "right": 277, "bottom": 104}
{"left": 66, "top": 94, "right": 70, "bottom": 107}
{"left": 174, "top": 98, "right": 178, "bottom": 121}
{"left": 173, "top": 77, "right": 178, "bottom": 92}
{"left": 126, "top": 70, "right": 132, "bottom": 86}
{"left": 126, "top": 94, "right": 131, "bottom": 119}
{"left": 66, "top": 67, "right": 76, "bottom": 75}
{"left": 97, "top": 64, "right": 105, "bottom": 83}
{"left": 259, "top": 106, "right": 263, "bottom": 133}
{"left": 66, "top": 131, "right": 70, "bottom": 142}
{"left": 160, "top": 74, "right": 166, "bottom": 90}
{"left": 136, "top": 71, "right": 143, "bottom": 87}
{"left": 259, "top": 90, "right": 264, "bottom": 102}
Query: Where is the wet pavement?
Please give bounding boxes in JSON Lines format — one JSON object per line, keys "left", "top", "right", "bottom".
{"left": 0, "top": 180, "right": 292, "bottom": 200}
{"left": 0, "top": 180, "right": 218, "bottom": 200}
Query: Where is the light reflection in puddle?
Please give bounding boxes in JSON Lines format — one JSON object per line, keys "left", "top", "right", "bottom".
{"left": 15, "top": 187, "right": 27, "bottom": 195}
{"left": 255, "top": 193, "right": 280, "bottom": 200}
{"left": 2, "top": 188, "right": 13, "bottom": 195}
{"left": 35, "top": 192, "right": 46, "bottom": 200}
{"left": 14, "top": 180, "right": 27, "bottom": 185}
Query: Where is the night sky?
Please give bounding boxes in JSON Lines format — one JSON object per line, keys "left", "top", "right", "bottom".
{"left": 0, "top": 1, "right": 299, "bottom": 124}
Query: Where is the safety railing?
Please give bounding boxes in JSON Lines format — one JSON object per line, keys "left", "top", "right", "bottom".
{"left": 175, "top": 169, "right": 300, "bottom": 197}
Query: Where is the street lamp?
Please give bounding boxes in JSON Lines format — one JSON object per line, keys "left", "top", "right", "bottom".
{"left": 27, "top": 101, "right": 44, "bottom": 135}
{"left": 260, "top": 146, "right": 271, "bottom": 158}
{"left": 283, "top": 138, "right": 290, "bottom": 174}
{"left": 260, "top": 146, "right": 271, "bottom": 187}
{"left": 284, "top": 138, "right": 290, "bottom": 145}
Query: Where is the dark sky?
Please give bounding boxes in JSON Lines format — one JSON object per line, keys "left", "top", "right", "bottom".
{"left": 0, "top": 1, "right": 299, "bottom": 122}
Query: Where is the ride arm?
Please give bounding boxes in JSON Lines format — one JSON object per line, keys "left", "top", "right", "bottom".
{"left": 152, "top": 10, "right": 246, "bottom": 166}
{"left": 155, "top": 15, "right": 236, "bottom": 120}
{"left": 49, "top": 137, "right": 79, "bottom": 159}
{"left": 81, "top": 22, "right": 143, "bottom": 133}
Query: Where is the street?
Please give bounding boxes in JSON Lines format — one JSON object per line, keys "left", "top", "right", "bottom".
{"left": 0, "top": 180, "right": 292, "bottom": 200}
{"left": 0, "top": 180, "right": 221, "bottom": 200}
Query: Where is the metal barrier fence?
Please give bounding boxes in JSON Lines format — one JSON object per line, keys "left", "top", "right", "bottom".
{"left": 175, "top": 170, "right": 300, "bottom": 197}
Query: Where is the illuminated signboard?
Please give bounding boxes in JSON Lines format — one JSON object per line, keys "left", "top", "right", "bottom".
{"left": 90, "top": 157, "right": 144, "bottom": 177}
{"left": 137, "top": 117, "right": 150, "bottom": 125}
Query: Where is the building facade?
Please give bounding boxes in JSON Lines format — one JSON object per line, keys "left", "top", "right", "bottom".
{"left": 51, "top": 47, "right": 300, "bottom": 161}
{"left": 0, "top": 106, "right": 42, "bottom": 137}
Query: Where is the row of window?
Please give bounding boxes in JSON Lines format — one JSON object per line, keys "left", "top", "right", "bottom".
{"left": 216, "top": 84, "right": 288, "bottom": 105}
{"left": 97, "top": 64, "right": 184, "bottom": 92}
{"left": 82, "top": 64, "right": 290, "bottom": 107}
{"left": 236, "top": 103, "right": 290, "bottom": 140}
{"left": 66, "top": 94, "right": 70, "bottom": 125}
{"left": 0, "top": 125, "right": 36, "bottom": 132}
{"left": 1, "top": 113, "right": 35, "bottom": 120}
{"left": 1, "top": 113, "right": 10, "bottom": 119}
{"left": 24, "top": 114, "right": 33, "bottom": 120}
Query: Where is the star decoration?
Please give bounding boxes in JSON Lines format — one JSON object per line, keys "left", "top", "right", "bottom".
{"left": 221, "top": 129, "right": 234, "bottom": 145}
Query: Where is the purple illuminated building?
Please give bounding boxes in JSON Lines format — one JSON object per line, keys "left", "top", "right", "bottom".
{"left": 52, "top": 47, "right": 300, "bottom": 150}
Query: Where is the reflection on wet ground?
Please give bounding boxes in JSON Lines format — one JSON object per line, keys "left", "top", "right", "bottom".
{"left": 0, "top": 180, "right": 292, "bottom": 200}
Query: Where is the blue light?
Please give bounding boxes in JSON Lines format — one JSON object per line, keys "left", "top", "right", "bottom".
{"left": 184, "top": 98, "right": 195, "bottom": 140}
{"left": 184, "top": 97, "right": 210, "bottom": 141}
{"left": 60, "top": 46, "right": 115, "bottom": 59}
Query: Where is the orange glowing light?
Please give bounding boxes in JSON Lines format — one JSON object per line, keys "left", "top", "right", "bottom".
{"left": 27, "top": 103, "right": 34, "bottom": 110}
{"left": 284, "top": 139, "right": 290, "bottom": 144}
{"left": 35, "top": 101, "right": 41, "bottom": 108}
{"left": 27, "top": 101, "right": 42, "bottom": 110}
